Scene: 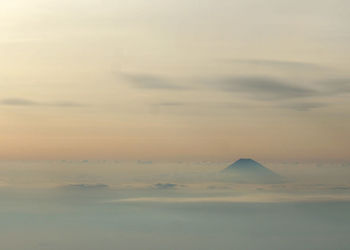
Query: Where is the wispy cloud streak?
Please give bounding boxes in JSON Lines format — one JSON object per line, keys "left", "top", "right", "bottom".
{"left": 0, "top": 98, "right": 83, "bottom": 107}
{"left": 122, "top": 73, "right": 186, "bottom": 90}
{"left": 226, "top": 59, "right": 326, "bottom": 71}
{"left": 209, "top": 76, "right": 317, "bottom": 100}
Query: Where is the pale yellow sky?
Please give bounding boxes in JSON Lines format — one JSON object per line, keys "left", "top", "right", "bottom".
{"left": 1, "top": 0, "right": 350, "bottom": 160}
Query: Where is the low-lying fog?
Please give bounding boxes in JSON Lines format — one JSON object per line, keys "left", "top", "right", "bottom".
{"left": 1, "top": 160, "right": 350, "bottom": 250}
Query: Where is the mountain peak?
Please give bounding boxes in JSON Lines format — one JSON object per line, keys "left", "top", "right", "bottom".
{"left": 223, "top": 158, "right": 282, "bottom": 183}
{"left": 226, "top": 158, "right": 266, "bottom": 170}
{"left": 235, "top": 158, "right": 258, "bottom": 164}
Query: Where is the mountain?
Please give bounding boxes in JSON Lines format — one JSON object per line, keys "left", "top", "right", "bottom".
{"left": 223, "top": 158, "right": 282, "bottom": 183}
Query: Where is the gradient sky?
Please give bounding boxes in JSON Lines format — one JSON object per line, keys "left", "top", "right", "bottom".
{"left": 1, "top": 0, "right": 350, "bottom": 160}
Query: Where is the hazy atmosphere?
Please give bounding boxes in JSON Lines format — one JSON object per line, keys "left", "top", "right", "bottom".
{"left": 1, "top": 0, "right": 350, "bottom": 249}
{"left": 1, "top": 0, "right": 350, "bottom": 161}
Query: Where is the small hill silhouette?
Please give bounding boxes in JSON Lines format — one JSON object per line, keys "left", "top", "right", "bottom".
{"left": 223, "top": 158, "right": 282, "bottom": 183}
